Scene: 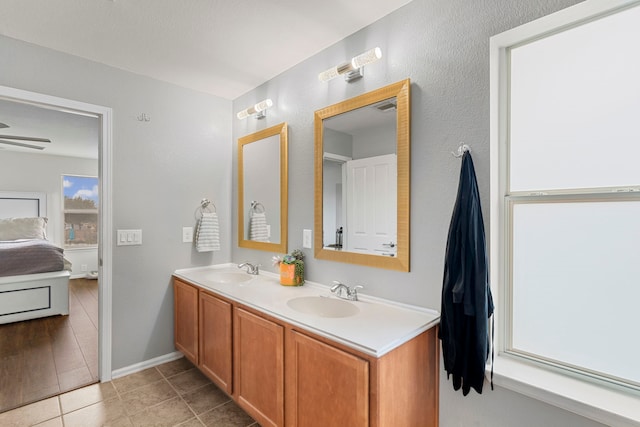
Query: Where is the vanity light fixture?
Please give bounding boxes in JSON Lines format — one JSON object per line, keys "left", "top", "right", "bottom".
{"left": 236, "top": 99, "right": 273, "bottom": 120}
{"left": 318, "top": 47, "right": 382, "bottom": 83}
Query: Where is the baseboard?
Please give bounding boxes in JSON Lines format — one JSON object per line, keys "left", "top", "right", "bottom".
{"left": 110, "top": 351, "right": 184, "bottom": 380}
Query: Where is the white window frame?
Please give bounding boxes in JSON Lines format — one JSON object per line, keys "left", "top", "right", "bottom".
{"left": 490, "top": 1, "right": 640, "bottom": 425}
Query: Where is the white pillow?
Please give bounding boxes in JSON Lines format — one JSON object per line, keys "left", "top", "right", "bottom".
{"left": 0, "top": 217, "right": 48, "bottom": 240}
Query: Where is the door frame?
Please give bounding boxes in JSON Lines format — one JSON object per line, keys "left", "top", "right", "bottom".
{"left": 0, "top": 84, "right": 113, "bottom": 381}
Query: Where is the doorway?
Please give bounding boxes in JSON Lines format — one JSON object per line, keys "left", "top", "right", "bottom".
{"left": 0, "top": 85, "right": 112, "bottom": 410}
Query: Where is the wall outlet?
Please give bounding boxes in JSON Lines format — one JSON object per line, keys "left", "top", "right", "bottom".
{"left": 182, "top": 227, "right": 193, "bottom": 243}
{"left": 303, "top": 229, "right": 312, "bottom": 249}
{"left": 81, "top": 264, "right": 87, "bottom": 272}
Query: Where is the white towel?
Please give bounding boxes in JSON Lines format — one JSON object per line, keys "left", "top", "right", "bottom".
{"left": 249, "top": 212, "right": 269, "bottom": 241}
{"left": 195, "top": 212, "right": 220, "bottom": 252}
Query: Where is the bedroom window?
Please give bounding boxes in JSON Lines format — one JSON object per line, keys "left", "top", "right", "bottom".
{"left": 63, "top": 174, "right": 98, "bottom": 249}
{"left": 490, "top": 0, "right": 640, "bottom": 423}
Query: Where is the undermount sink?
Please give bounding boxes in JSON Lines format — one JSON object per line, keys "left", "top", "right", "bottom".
{"left": 204, "top": 272, "right": 253, "bottom": 284}
{"left": 287, "top": 296, "right": 359, "bottom": 318}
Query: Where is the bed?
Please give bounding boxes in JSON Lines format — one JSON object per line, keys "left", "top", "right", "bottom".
{"left": 0, "top": 191, "right": 71, "bottom": 324}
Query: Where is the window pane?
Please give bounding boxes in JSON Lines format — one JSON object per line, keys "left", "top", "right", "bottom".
{"left": 509, "top": 5, "right": 640, "bottom": 192}
{"left": 63, "top": 175, "right": 99, "bottom": 248}
{"left": 65, "top": 213, "right": 98, "bottom": 247}
{"left": 511, "top": 201, "right": 640, "bottom": 385}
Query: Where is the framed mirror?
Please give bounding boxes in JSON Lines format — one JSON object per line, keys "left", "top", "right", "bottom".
{"left": 238, "top": 122, "right": 288, "bottom": 253}
{"left": 314, "top": 79, "right": 410, "bottom": 271}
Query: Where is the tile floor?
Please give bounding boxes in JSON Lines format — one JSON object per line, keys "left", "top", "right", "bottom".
{"left": 0, "top": 357, "right": 258, "bottom": 427}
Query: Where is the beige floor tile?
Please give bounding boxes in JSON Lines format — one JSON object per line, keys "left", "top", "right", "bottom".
{"left": 156, "top": 357, "right": 195, "bottom": 379}
{"left": 57, "top": 366, "right": 94, "bottom": 391}
{"left": 199, "top": 401, "right": 255, "bottom": 427}
{"left": 0, "top": 396, "right": 60, "bottom": 427}
{"left": 32, "top": 417, "right": 64, "bottom": 427}
{"left": 129, "top": 397, "right": 194, "bottom": 427}
{"left": 62, "top": 397, "right": 127, "bottom": 427}
{"left": 182, "top": 383, "right": 231, "bottom": 415}
{"left": 113, "top": 368, "right": 163, "bottom": 394}
{"left": 165, "top": 368, "right": 210, "bottom": 395}
{"left": 59, "top": 382, "right": 118, "bottom": 414}
{"left": 106, "top": 415, "right": 133, "bottom": 426}
{"left": 175, "top": 417, "right": 205, "bottom": 427}
{"left": 120, "top": 379, "right": 177, "bottom": 416}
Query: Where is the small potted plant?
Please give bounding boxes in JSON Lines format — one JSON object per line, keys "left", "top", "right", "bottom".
{"left": 273, "top": 249, "right": 305, "bottom": 286}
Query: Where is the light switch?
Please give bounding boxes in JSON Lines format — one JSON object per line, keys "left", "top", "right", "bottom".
{"left": 117, "top": 229, "right": 142, "bottom": 246}
{"left": 182, "top": 227, "right": 193, "bottom": 243}
{"left": 303, "top": 229, "right": 312, "bottom": 249}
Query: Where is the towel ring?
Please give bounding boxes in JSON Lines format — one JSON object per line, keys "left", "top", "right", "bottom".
{"left": 195, "top": 198, "right": 216, "bottom": 220}
{"left": 250, "top": 201, "right": 265, "bottom": 217}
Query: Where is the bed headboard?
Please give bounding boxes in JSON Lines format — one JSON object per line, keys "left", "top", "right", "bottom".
{"left": 0, "top": 191, "right": 47, "bottom": 219}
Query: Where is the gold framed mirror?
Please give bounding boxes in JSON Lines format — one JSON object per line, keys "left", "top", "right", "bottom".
{"left": 314, "top": 79, "right": 410, "bottom": 271}
{"left": 238, "top": 122, "right": 288, "bottom": 253}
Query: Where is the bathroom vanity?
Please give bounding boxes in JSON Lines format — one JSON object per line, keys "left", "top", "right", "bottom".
{"left": 173, "top": 265, "right": 440, "bottom": 427}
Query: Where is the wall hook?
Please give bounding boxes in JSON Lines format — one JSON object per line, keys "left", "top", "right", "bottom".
{"left": 137, "top": 113, "right": 151, "bottom": 122}
{"left": 451, "top": 142, "right": 470, "bottom": 158}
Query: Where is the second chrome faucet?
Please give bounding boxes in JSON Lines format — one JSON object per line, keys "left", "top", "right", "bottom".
{"left": 238, "top": 262, "right": 260, "bottom": 275}
{"left": 330, "top": 281, "right": 363, "bottom": 301}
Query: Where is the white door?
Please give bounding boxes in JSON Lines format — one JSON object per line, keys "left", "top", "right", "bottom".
{"left": 345, "top": 154, "right": 397, "bottom": 256}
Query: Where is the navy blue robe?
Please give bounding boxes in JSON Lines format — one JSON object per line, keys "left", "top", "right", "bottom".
{"left": 439, "top": 151, "right": 494, "bottom": 395}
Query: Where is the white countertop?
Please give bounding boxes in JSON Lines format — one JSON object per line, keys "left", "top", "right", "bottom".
{"left": 173, "top": 264, "right": 440, "bottom": 358}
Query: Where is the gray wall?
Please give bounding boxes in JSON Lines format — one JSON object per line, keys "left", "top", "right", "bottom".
{"left": 232, "top": 0, "right": 605, "bottom": 426}
{"left": 0, "top": 35, "right": 233, "bottom": 369}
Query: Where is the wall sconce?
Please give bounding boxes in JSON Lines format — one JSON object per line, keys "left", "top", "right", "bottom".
{"left": 318, "top": 47, "right": 382, "bottom": 83}
{"left": 237, "top": 99, "right": 273, "bottom": 120}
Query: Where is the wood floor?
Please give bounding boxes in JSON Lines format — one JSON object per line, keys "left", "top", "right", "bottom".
{"left": 0, "top": 278, "right": 99, "bottom": 413}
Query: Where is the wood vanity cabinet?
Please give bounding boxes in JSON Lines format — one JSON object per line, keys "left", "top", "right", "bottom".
{"left": 173, "top": 279, "right": 199, "bottom": 364}
{"left": 199, "top": 290, "right": 233, "bottom": 394}
{"left": 234, "top": 308, "right": 285, "bottom": 427}
{"left": 173, "top": 277, "right": 439, "bottom": 427}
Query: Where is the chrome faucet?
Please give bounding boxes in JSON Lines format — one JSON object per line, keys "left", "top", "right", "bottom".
{"left": 330, "top": 281, "right": 363, "bottom": 301}
{"left": 238, "top": 262, "right": 260, "bottom": 275}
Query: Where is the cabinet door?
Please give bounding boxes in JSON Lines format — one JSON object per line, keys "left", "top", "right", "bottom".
{"left": 234, "top": 308, "right": 284, "bottom": 427}
{"left": 173, "top": 279, "right": 198, "bottom": 364}
{"left": 287, "top": 330, "right": 369, "bottom": 427}
{"left": 199, "top": 291, "right": 232, "bottom": 394}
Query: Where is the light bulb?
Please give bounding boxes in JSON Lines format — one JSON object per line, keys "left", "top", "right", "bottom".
{"left": 351, "top": 47, "right": 382, "bottom": 68}
{"left": 254, "top": 99, "right": 273, "bottom": 112}
{"left": 318, "top": 66, "right": 340, "bottom": 82}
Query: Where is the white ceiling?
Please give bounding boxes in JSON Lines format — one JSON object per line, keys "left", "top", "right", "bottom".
{"left": 0, "top": 0, "right": 412, "bottom": 100}
{"left": 0, "top": 99, "right": 100, "bottom": 159}
{"left": 0, "top": 0, "right": 411, "bottom": 159}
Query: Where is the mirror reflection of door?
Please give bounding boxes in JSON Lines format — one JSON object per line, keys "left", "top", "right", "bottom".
{"left": 243, "top": 134, "right": 281, "bottom": 243}
{"left": 345, "top": 154, "right": 397, "bottom": 256}
{"left": 322, "top": 97, "right": 397, "bottom": 257}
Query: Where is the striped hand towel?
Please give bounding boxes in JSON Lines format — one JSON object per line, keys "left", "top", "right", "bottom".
{"left": 249, "top": 212, "right": 269, "bottom": 241}
{"left": 195, "top": 212, "right": 220, "bottom": 252}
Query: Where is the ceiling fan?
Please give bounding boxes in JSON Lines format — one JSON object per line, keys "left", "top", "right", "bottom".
{"left": 0, "top": 122, "right": 51, "bottom": 150}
